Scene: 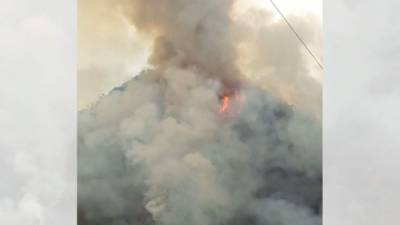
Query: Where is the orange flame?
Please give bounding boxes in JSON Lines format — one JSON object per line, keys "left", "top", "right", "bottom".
{"left": 219, "top": 96, "right": 230, "bottom": 113}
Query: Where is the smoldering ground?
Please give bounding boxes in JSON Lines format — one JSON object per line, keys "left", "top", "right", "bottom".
{"left": 78, "top": 0, "right": 322, "bottom": 225}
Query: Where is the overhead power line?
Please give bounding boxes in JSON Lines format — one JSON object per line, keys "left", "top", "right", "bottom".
{"left": 269, "top": 0, "right": 324, "bottom": 69}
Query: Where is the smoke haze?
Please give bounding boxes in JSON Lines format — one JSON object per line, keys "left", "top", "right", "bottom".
{"left": 78, "top": 0, "right": 322, "bottom": 225}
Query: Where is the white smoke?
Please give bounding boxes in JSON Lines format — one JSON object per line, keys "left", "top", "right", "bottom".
{"left": 78, "top": 0, "right": 322, "bottom": 225}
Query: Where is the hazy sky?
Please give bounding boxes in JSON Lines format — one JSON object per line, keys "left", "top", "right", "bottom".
{"left": 0, "top": 0, "right": 76, "bottom": 224}
{"left": 78, "top": 0, "right": 322, "bottom": 109}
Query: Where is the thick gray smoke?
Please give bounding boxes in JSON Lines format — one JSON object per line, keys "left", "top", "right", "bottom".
{"left": 120, "top": 0, "right": 243, "bottom": 88}
{"left": 78, "top": 0, "right": 322, "bottom": 225}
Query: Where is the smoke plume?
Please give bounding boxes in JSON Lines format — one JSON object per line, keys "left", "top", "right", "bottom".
{"left": 120, "top": 0, "right": 242, "bottom": 88}
{"left": 78, "top": 0, "right": 322, "bottom": 225}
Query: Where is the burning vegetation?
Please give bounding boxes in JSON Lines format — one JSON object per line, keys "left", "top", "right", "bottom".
{"left": 218, "top": 90, "right": 245, "bottom": 118}
{"left": 219, "top": 95, "right": 230, "bottom": 113}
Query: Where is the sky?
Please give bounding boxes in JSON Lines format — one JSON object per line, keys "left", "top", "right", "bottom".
{"left": 78, "top": 0, "right": 322, "bottom": 109}
{"left": 0, "top": 0, "right": 76, "bottom": 224}
{"left": 247, "top": 0, "right": 322, "bottom": 20}
{"left": 324, "top": 0, "right": 400, "bottom": 224}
